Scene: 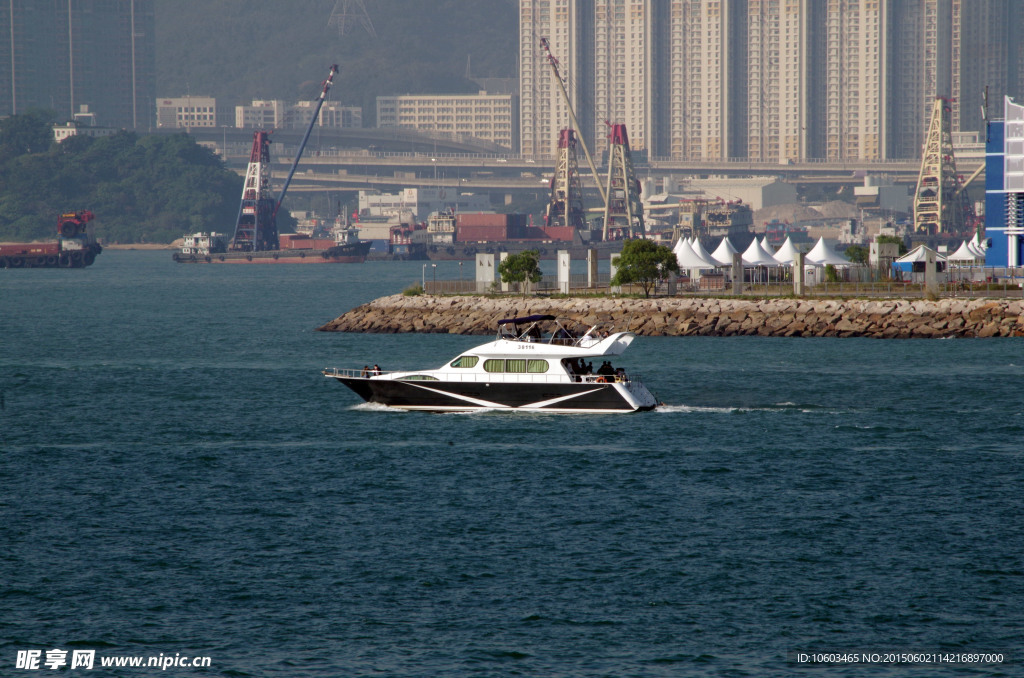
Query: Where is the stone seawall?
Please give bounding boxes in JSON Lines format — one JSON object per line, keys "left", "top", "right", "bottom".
{"left": 317, "top": 295, "right": 1024, "bottom": 338}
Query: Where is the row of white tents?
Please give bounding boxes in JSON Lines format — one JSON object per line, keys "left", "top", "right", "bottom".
{"left": 674, "top": 232, "right": 990, "bottom": 275}
{"left": 896, "top": 233, "right": 988, "bottom": 265}
{"left": 672, "top": 234, "right": 849, "bottom": 272}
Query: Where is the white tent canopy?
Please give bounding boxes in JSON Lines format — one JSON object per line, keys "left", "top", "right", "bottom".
{"left": 969, "top": 232, "right": 987, "bottom": 258}
{"left": 711, "top": 237, "right": 739, "bottom": 266}
{"left": 675, "top": 238, "right": 692, "bottom": 260}
{"left": 760, "top": 236, "right": 775, "bottom": 255}
{"left": 691, "top": 238, "right": 718, "bottom": 266}
{"left": 948, "top": 240, "right": 982, "bottom": 262}
{"left": 805, "top": 237, "right": 850, "bottom": 266}
{"left": 674, "top": 238, "right": 718, "bottom": 269}
{"left": 742, "top": 238, "right": 779, "bottom": 266}
{"left": 895, "top": 245, "right": 945, "bottom": 263}
{"left": 773, "top": 236, "right": 800, "bottom": 265}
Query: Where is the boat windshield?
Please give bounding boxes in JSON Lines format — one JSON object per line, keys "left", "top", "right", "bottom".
{"left": 495, "top": 316, "right": 615, "bottom": 347}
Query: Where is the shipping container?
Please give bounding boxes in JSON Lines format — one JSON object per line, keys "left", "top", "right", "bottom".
{"left": 541, "top": 226, "right": 576, "bottom": 241}
{"left": 456, "top": 225, "right": 509, "bottom": 241}
{"left": 456, "top": 213, "right": 507, "bottom": 228}
{"left": 0, "top": 243, "right": 60, "bottom": 256}
{"left": 279, "top": 234, "right": 314, "bottom": 250}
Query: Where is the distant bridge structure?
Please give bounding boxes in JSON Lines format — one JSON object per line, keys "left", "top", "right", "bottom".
{"left": 168, "top": 126, "right": 984, "bottom": 199}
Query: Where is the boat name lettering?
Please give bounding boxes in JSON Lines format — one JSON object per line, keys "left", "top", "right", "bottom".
{"left": 516, "top": 345, "right": 535, "bottom": 350}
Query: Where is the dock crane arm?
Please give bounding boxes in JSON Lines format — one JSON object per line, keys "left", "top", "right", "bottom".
{"left": 954, "top": 163, "right": 984, "bottom": 197}
{"left": 273, "top": 64, "right": 339, "bottom": 219}
{"left": 539, "top": 38, "right": 608, "bottom": 209}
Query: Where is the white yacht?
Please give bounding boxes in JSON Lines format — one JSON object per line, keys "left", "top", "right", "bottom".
{"left": 322, "top": 314, "right": 658, "bottom": 413}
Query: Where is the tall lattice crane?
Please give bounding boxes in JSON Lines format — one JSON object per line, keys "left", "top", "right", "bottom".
{"left": 545, "top": 129, "right": 586, "bottom": 228}
{"left": 230, "top": 65, "right": 339, "bottom": 252}
{"left": 539, "top": 38, "right": 607, "bottom": 224}
{"left": 603, "top": 123, "right": 644, "bottom": 239}
{"left": 914, "top": 96, "right": 975, "bottom": 234}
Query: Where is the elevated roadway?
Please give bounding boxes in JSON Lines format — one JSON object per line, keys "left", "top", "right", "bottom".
{"left": 171, "top": 126, "right": 984, "bottom": 197}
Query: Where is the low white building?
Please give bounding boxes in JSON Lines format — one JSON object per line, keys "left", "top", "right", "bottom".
{"left": 53, "top": 121, "right": 118, "bottom": 143}
{"left": 358, "top": 188, "right": 491, "bottom": 222}
{"left": 289, "top": 101, "right": 362, "bottom": 129}
{"left": 854, "top": 175, "right": 911, "bottom": 213}
{"left": 235, "top": 100, "right": 286, "bottom": 128}
{"left": 683, "top": 176, "right": 797, "bottom": 211}
{"left": 377, "top": 91, "right": 518, "bottom": 150}
{"left": 155, "top": 96, "right": 221, "bottom": 128}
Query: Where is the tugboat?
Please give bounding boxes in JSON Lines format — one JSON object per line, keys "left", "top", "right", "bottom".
{"left": 0, "top": 211, "right": 102, "bottom": 268}
{"left": 322, "top": 314, "right": 658, "bottom": 413}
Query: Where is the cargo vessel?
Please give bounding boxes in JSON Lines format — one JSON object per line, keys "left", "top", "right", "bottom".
{"left": 378, "top": 210, "right": 625, "bottom": 261}
{"left": 173, "top": 64, "right": 370, "bottom": 265}
{"left": 173, "top": 226, "right": 370, "bottom": 264}
{"left": 0, "top": 211, "right": 102, "bottom": 268}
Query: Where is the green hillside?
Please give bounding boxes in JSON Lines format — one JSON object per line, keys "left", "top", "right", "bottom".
{"left": 0, "top": 112, "right": 286, "bottom": 244}
{"left": 155, "top": 0, "right": 518, "bottom": 125}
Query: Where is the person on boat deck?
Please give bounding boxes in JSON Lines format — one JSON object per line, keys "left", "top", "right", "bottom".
{"left": 372, "top": 364, "right": 381, "bottom": 375}
{"left": 585, "top": 361, "right": 593, "bottom": 374}
{"left": 597, "top": 361, "right": 615, "bottom": 376}
{"left": 361, "top": 365, "right": 369, "bottom": 377}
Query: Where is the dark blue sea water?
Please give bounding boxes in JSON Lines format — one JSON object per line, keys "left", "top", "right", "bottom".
{"left": 2, "top": 251, "right": 1022, "bottom": 677}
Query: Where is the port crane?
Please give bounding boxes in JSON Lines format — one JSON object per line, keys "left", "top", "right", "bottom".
{"left": 539, "top": 39, "right": 607, "bottom": 223}
{"left": 230, "top": 64, "right": 339, "bottom": 252}
{"left": 913, "top": 96, "right": 976, "bottom": 235}
{"left": 539, "top": 38, "right": 643, "bottom": 240}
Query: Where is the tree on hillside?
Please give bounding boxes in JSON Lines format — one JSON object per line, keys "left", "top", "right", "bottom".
{"left": 611, "top": 239, "right": 679, "bottom": 297}
{"left": 499, "top": 249, "right": 543, "bottom": 296}
{"left": 0, "top": 114, "right": 250, "bottom": 244}
{"left": 0, "top": 109, "right": 54, "bottom": 156}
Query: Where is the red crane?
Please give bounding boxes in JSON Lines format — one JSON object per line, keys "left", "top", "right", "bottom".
{"left": 230, "top": 65, "right": 339, "bottom": 252}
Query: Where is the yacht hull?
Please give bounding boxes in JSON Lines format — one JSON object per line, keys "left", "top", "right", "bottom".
{"left": 331, "top": 376, "right": 656, "bottom": 413}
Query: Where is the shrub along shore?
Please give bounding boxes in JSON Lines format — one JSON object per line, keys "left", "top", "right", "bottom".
{"left": 317, "top": 295, "right": 1024, "bottom": 338}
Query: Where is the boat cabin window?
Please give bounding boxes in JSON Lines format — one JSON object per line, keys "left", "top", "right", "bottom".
{"left": 506, "top": 359, "right": 527, "bottom": 373}
{"left": 450, "top": 355, "right": 479, "bottom": 368}
{"left": 481, "top": 359, "right": 549, "bottom": 373}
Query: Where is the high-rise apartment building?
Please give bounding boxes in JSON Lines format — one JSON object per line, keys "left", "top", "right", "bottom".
{"left": 951, "top": 0, "right": 1024, "bottom": 137}
{"left": 519, "top": 0, "right": 592, "bottom": 159}
{"left": 0, "top": 0, "right": 156, "bottom": 129}
{"left": 518, "top": 0, "right": 1024, "bottom": 163}
{"left": 591, "top": 1, "right": 652, "bottom": 157}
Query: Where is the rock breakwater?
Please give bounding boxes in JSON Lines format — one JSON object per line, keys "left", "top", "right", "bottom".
{"left": 318, "top": 295, "right": 1024, "bottom": 338}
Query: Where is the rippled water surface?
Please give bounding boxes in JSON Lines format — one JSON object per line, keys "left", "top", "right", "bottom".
{"left": 2, "top": 252, "right": 1022, "bottom": 676}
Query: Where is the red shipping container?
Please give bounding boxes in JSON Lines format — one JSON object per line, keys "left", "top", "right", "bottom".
{"left": 541, "top": 226, "right": 576, "bottom": 241}
{"left": 312, "top": 239, "right": 336, "bottom": 249}
{"left": 457, "top": 225, "right": 509, "bottom": 241}
{"left": 519, "top": 226, "right": 548, "bottom": 239}
{"left": 457, "top": 213, "right": 507, "bottom": 228}
{"left": 0, "top": 243, "right": 60, "bottom": 256}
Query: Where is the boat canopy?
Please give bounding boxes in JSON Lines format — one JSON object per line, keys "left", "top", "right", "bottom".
{"left": 498, "top": 314, "right": 556, "bottom": 326}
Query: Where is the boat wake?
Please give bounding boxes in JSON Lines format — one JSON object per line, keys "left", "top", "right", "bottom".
{"left": 655, "top": 402, "right": 831, "bottom": 414}
{"left": 348, "top": 402, "right": 401, "bottom": 412}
